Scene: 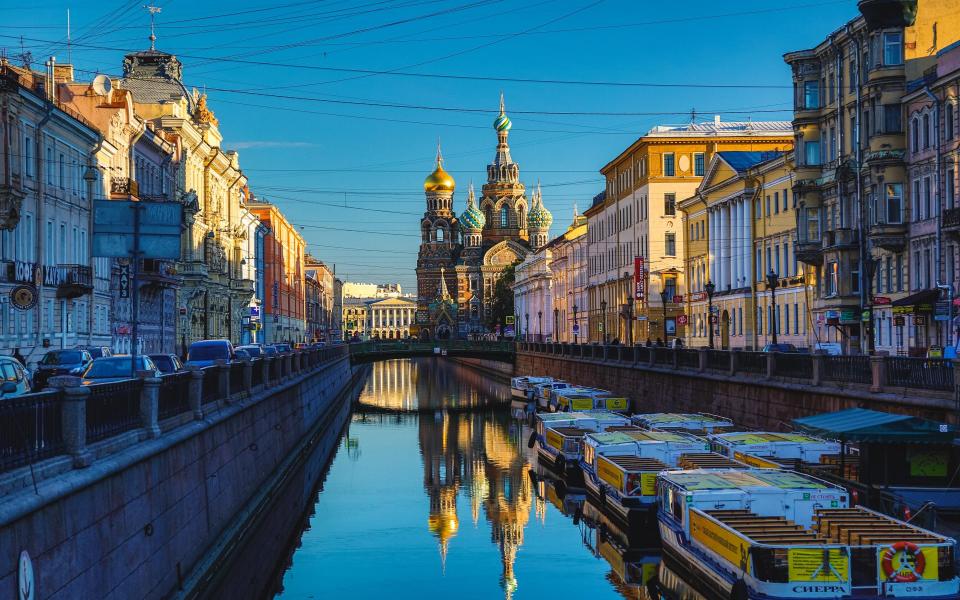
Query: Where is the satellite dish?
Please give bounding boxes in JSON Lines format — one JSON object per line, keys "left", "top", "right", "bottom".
{"left": 92, "top": 74, "right": 112, "bottom": 96}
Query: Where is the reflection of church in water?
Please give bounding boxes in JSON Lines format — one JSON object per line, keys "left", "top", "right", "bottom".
{"left": 420, "top": 409, "right": 532, "bottom": 599}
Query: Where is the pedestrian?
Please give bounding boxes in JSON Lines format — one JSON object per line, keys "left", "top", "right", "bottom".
{"left": 645, "top": 338, "right": 652, "bottom": 347}
{"left": 655, "top": 337, "right": 664, "bottom": 347}
{"left": 12, "top": 347, "right": 26, "bottom": 366}
{"left": 674, "top": 338, "right": 684, "bottom": 349}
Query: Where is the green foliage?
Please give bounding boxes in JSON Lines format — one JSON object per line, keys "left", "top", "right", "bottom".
{"left": 485, "top": 261, "right": 518, "bottom": 331}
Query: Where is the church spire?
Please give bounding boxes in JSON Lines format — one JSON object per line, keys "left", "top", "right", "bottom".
{"left": 488, "top": 93, "right": 518, "bottom": 184}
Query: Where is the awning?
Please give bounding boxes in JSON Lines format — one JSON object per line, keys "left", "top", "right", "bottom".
{"left": 891, "top": 289, "right": 939, "bottom": 313}
{"left": 792, "top": 408, "right": 957, "bottom": 444}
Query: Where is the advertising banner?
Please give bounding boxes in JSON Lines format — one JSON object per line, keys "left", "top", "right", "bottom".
{"left": 634, "top": 256, "right": 645, "bottom": 302}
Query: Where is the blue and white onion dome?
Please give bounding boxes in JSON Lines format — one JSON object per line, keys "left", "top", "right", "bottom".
{"left": 493, "top": 92, "right": 512, "bottom": 132}
{"left": 459, "top": 183, "right": 485, "bottom": 231}
{"left": 527, "top": 182, "right": 553, "bottom": 229}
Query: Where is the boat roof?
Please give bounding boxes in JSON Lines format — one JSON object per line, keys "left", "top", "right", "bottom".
{"left": 711, "top": 432, "right": 833, "bottom": 445}
{"left": 537, "top": 412, "right": 591, "bottom": 422}
{"left": 633, "top": 412, "right": 733, "bottom": 426}
{"left": 659, "top": 468, "right": 838, "bottom": 492}
{"left": 558, "top": 387, "right": 609, "bottom": 396}
{"left": 587, "top": 430, "right": 700, "bottom": 445}
{"left": 793, "top": 408, "right": 958, "bottom": 444}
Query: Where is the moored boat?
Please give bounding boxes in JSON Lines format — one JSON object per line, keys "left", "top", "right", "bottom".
{"left": 631, "top": 412, "right": 736, "bottom": 434}
{"left": 532, "top": 410, "right": 632, "bottom": 479}
{"left": 709, "top": 431, "right": 842, "bottom": 470}
{"left": 531, "top": 380, "right": 572, "bottom": 410}
{"left": 656, "top": 468, "right": 960, "bottom": 599}
{"left": 553, "top": 387, "right": 628, "bottom": 412}
{"left": 510, "top": 375, "right": 553, "bottom": 400}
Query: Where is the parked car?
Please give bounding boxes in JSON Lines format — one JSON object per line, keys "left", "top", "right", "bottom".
{"left": 274, "top": 343, "right": 292, "bottom": 353}
{"left": 0, "top": 356, "right": 32, "bottom": 397}
{"left": 81, "top": 356, "right": 161, "bottom": 384}
{"left": 236, "top": 344, "right": 264, "bottom": 358}
{"left": 185, "top": 340, "right": 235, "bottom": 368}
{"left": 293, "top": 342, "right": 310, "bottom": 351}
{"left": 262, "top": 345, "right": 279, "bottom": 357}
{"left": 148, "top": 354, "right": 185, "bottom": 375}
{"left": 761, "top": 343, "right": 799, "bottom": 353}
{"left": 77, "top": 346, "right": 113, "bottom": 359}
{"left": 34, "top": 349, "right": 94, "bottom": 389}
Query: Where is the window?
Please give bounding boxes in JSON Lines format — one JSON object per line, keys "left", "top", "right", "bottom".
{"left": 913, "top": 179, "right": 922, "bottom": 220}
{"left": 500, "top": 206, "right": 508, "bottom": 228}
{"left": 895, "top": 253, "right": 903, "bottom": 291}
{"left": 46, "top": 148, "right": 53, "bottom": 184}
{"left": 849, "top": 60, "right": 857, "bottom": 93}
{"left": 766, "top": 195, "right": 771, "bottom": 216}
{"left": 883, "top": 32, "right": 903, "bottom": 66}
{"left": 664, "top": 233, "right": 676, "bottom": 256}
{"left": 884, "top": 256, "right": 893, "bottom": 293}
{"left": 851, "top": 258, "right": 860, "bottom": 294}
{"left": 59, "top": 153, "right": 65, "bottom": 188}
{"left": 773, "top": 192, "right": 780, "bottom": 215}
{"left": 663, "top": 153, "right": 675, "bottom": 177}
{"left": 923, "top": 177, "right": 933, "bottom": 218}
{"left": 924, "top": 248, "right": 932, "bottom": 289}
{"left": 884, "top": 183, "right": 903, "bottom": 224}
{"left": 948, "top": 169, "right": 956, "bottom": 208}
{"left": 754, "top": 197, "right": 761, "bottom": 217}
{"left": 794, "top": 303, "right": 799, "bottom": 335}
{"left": 911, "top": 117, "right": 920, "bottom": 152}
{"left": 45, "top": 221, "right": 54, "bottom": 265}
{"left": 804, "top": 141, "right": 821, "bottom": 166}
{"left": 435, "top": 228, "right": 444, "bottom": 242}
{"left": 923, "top": 114, "right": 931, "bottom": 148}
{"left": 664, "top": 193, "right": 676, "bottom": 216}
{"left": 694, "top": 153, "right": 705, "bottom": 176}
{"left": 803, "top": 80, "right": 820, "bottom": 109}
{"left": 883, "top": 104, "right": 901, "bottom": 133}
{"left": 783, "top": 189, "right": 789, "bottom": 212}
{"left": 663, "top": 277, "right": 677, "bottom": 300}
{"left": 948, "top": 105, "right": 955, "bottom": 141}
{"left": 826, "top": 261, "right": 839, "bottom": 296}
{"left": 24, "top": 135, "right": 33, "bottom": 177}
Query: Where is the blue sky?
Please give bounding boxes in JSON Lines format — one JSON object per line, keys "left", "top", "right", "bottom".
{"left": 3, "top": 1, "right": 857, "bottom": 291}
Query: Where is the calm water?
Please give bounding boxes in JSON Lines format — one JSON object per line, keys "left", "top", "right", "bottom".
{"left": 272, "top": 358, "right": 668, "bottom": 600}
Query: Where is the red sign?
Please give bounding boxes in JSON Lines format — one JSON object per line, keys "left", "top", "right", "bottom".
{"left": 634, "top": 256, "right": 645, "bottom": 302}
{"left": 688, "top": 291, "right": 707, "bottom": 302}
{"left": 672, "top": 295, "right": 684, "bottom": 304}
{"left": 873, "top": 296, "right": 892, "bottom": 305}
{"left": 676, "top": 314, "right": 688, "bottom": 325}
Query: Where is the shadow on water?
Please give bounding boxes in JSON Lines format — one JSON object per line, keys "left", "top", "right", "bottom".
{"left": 208, "top": 358, "right": 719, "bottom": 600}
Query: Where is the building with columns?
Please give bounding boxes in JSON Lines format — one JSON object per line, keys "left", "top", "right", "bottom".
{"left": 547, "top": 208, "right": 588, "bottom": 343}
{"left": 366, "top": 296, "right": 416, "bottom": 339}
{"left": 512, "top": 248, "right": 553, "bottom": 342}
{"left": 589, "top": 118, "right": 793, "bottom": 345}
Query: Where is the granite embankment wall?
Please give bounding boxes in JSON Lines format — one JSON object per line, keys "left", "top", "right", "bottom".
{"left": 448, "top": 356, "right": 513, "bottom": 381}
{"left": 516, "top": 351, "right": 957, "bottom": 428}
{"left": 0, "top": 356, "right": 362, "bottom": 600}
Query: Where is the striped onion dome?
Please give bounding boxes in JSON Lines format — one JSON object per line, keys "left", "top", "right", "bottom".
{"left": 459, "top": 184, "right": 485, "bottom": 231}
{"left": 527, "top": 183, "right": 552, "bottom": 229}
{"left": 493, "top": 92, "right": 512, "bottom": 132}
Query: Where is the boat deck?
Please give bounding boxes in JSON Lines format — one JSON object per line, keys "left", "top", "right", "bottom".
{"left": 704, "top": 509, "right": 827, "bottom": 544}
{"left": 605, "top": 425, "right": 643, "bottom": 433}
{"left": 551, "top": 427, "right": 588, "bottom": 438}
{"left": 604, "top": 455, "right": 668, "bottom": 472}
{"left": 678, "top": 453, "right": 745, "bottom": 470}
{"left": 813, "top": 507, "right": 943, "bottom": 545}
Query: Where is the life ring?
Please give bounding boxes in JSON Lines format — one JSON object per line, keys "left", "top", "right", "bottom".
{"left": 880, "top": 541, "right": 926, "bottom": 583}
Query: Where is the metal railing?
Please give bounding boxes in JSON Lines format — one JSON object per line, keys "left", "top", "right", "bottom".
{"left": 772, "top": 353, "right": 814, "bottom": 380}
{"left": 251, "top": 358, "right": 264, "bottom": 388}
{"left": 229, "top": 362, "right": 245, "bottom": 395}
{"left": 822, "top": 355, "right": 872, "bottom": 385}
{"left": 737, "top": 351, "right": 767, "bottom": 375}
{"left": 705, "top": 350, "right": 729, "bottom": 371}
{"left": 159, "top": 372, "right": 191, "bottom": 420}
{"left": 87, "top": 379, "right": 144, "bottom": 442}
{"left": 886, "top": 357, "right": 954, "bottom": 391}
{"left": 201, "top": 366, "right": 221, "bottom": 403}
{"left": 0, "top": 390, "right": 64, "bottom": 472}
{"left": 677, "top": 348, "right": 700, "bottom": 369}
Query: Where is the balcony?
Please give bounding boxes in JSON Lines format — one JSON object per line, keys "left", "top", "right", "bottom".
{"left": 0, "top": 179, "right": 25, "bottom": 230}
{"left": 822, "top": 228, "right": 858, "bottom": 250}
{"left": 139, "top": 259, "right": 180, "bottom": 288}
{"left": 231, "top": 277, "right": 256, "bottom": 295}
{"left": 944, "top": 207, "right": 960, "bottom": 240}
{"left": 48, "top": 265, "right": 93, "bottom": 299}
{"left": 795, "top": 238, "right": 823, "bottom": 266}
{"left": 110, "top": 177, "right": 139, "bottom": 200}
{"left": 868, "top": 221, "right": 907, "bottom": 252}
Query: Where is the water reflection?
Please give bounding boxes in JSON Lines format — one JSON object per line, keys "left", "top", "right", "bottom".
{"left": 358, "top": 358, "right": 508, "bottom": 412}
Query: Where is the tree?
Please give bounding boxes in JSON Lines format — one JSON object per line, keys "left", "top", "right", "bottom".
{"left": 485, "top": 261, "right": 518, "bottom": 331}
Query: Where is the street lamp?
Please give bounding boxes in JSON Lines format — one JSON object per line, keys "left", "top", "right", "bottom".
{"left": 767, "top": 270, "right": 779, "bottom": 345}
{"left": 626, "top": 296, "right": 634, "bottom": 345}
{"left": 705, "top": 280, "right": 716, "bottom": 349}
{"left": 573, "top": 304, "right": 579, "bottom": 344}
{"left": 600, "top": 299, "right": 608, "bottom": 344}
{"left": 660, "top": 289, "right": 669, "bottom": 344}
{"left": 525, "top": 313, "right": 530, "bottom": 342}
{"left": 537, "top": 310, "right": 542, "bottom": 341}
{"left": 553, "top": 307, "right": 559, "bottom": 342}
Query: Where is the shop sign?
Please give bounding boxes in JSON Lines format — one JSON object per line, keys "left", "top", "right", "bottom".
{"left": 894, "top": 316, "right": 905, "bottom": 326}
{"left": 249, "top": 306, "right": 261, "bottom": 319}
{"left": 18, "top": 550, "right": 34, "bottom": 600}
{"left": 688, "top": 291, "right": 707, "bottom": 302}
{"left": 873, "top": 296, "right": 891, "bottom": 305}
{"left": 11, "top": 285, "right": 37, "bottom": 311}
{"left": 572, "top": 324, "right": 581, "bottom": 334}
{"left": 676, "top": 314, "right": 688, "bottom": 326}
{"left": 673, "top": 295, "right": 684, "bottom": 304}
{"left": 839, "top": 309, "right": 858, "bottom": 324}
{"left": 914, "top": 315, "right": 927, "bottom": 326}
{"left": 505, "top": 315, "right": 515, "bottom": 325}
{"left": 634, "top": 256, "right": 645, "bottom": 302}
{"left": 119, "top": 264, "right": 130, "bottom": 298}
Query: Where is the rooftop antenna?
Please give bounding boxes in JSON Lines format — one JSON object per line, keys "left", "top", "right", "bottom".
{"left": 17, "top": 36, "right": 32, "bottom": 70}
{"left": 66, "top": 9, "right": 71, "bottom": 64}
{"left": 145, "top": 5, "right": 162, "bottom": 51}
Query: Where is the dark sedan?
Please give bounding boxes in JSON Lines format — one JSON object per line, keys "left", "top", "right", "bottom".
{"left": 148, "top": 354, "right": 185, "bottom": 374}
{"left": 34, "top": 349, "right": 93, "bottom": 388}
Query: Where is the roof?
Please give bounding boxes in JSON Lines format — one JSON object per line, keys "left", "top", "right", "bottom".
{"left": 648, "top": 121, "right": 793, "bottom": 135}
{"left": 792, "top": 408, "right": 958, "bottom": 444}
{"left": 661, "top": 468, "right": 831, "bottom": 492}
{"left": 717, "top": 151, "right": 785, "bottom": 174}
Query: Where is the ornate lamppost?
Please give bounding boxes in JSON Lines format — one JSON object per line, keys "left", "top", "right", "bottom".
{"left": 600, "top": 299, "right": 607, "bottom": 344}
{"left": 626, "top": 296, "right": 634, "bottom": 345}
{"left": 537, "top": 310, "right": 542, "bottom": 341}
{"left": 705, "top": 280, "right": 716, "bottom": 349}
{"left": 553, "top": 307, "right": 559, "bottom": 342}
{"left": 767, "top": 270, "right": 779, "bottom": 346}
{"left": 660, "top": 288, "right": 670, "bottom": 344}
{"left": 573, "top": 304, "right": 579, "bottom": 344}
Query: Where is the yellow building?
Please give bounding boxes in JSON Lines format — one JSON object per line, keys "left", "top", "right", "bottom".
{"left": 546, "top": 209, "right": 588, "bottom": 342}
{"left": 784, "top": 0, "right": 960, "bottom": 354}
{"left": 681, "top": 152, "right": 809, "bottom": 349}
{"left": 588, "top": 119, "right": 793, "bottom": 344}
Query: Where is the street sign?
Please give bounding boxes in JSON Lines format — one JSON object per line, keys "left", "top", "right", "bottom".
{"left": 92, "top": 200, "right": 182, "bottom": 258}
{"left": 572, "top": 324, "right": 581, "bottom": 334}
{"left": 505, "top": 315, "right": 515, "bottom": 325}
{"left": 249, "top": 305, "right": 261, "bottom": 319}
{"left": 709, "top": 315, "right": 718, "bottom": 324}
{"left": 676, "top": 314, "right": 688, "bottom": 325}
{"left": 894, "top": 316, "right": 905, "bottom": 326}
{"left": 119, "top": 263, "right": 130, "bottom": 298}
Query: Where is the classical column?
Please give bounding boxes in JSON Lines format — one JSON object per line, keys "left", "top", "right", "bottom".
{"left": 708, "top": 209, "right": 716, "bottom": 284}
{"left": 732, "top": 201, "right": 741, "bottom": 287}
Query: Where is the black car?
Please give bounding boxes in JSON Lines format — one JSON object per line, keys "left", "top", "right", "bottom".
{"left": 34, "top": 349, "right": 94, "bottom": 389}
{"left": 78, "top": 346, "right": 113, "bottom": 359}
{"left": 148, "top": 354, "right": 185, "bottom": 375}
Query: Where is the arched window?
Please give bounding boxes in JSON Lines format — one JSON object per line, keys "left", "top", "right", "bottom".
{"left": 485, "top": 207, "right": 493, "bottom": 227}
{"left": 518, "top": 205, "right": 525, "bottom": 228}
{"left": 912, "top": 117, "right": 919, "bottom": 152}
{"left": 923, "top": 113, "right": 931, "bottom": 149}
{"left": 436, "top": 228, "right": 444, "bottom": 242}
{"left": 500, "top": 206, "right": 509, "bottom": 228}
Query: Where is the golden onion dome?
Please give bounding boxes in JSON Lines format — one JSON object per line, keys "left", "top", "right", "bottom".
{"left": 425, "top": 141, "right": 455, "bottom": 193}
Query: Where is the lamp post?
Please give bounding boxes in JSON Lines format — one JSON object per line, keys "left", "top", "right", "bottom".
{"left": 553, "top": 307, "right": 559, "bottom": 342}
{"left": 537, "top": 310, "right": 542, "bottom": 341}
{"left": 705, "top": 280, "right": 716, "bottom": 349}
{"left": 600, "top": 299, "right": 607, "bottom": 344}
{"left": 525, "top": 313, "right": 530, "bottom": 342}
{"left": 573, "top": 304, "right": 579, "bottom": 344}
{"left": 660, "top": 289, "right": 669, "bottom": 344}
{"left": 626, "top": 296, "right": 634, "bottom": 345}
{"left": 767, "top": 270, "right": 779, "bottom": 346}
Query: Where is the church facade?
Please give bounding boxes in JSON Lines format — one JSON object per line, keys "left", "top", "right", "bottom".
{"left": 414, "top": 96, "right": 553, "bottom": 340}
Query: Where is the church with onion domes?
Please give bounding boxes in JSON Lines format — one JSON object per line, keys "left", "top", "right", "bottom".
{"left": 414, "top": 95, "right": 553, "bottom": 339}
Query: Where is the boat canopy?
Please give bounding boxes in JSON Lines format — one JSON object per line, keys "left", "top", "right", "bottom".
{"left": 792, "top": 407, "right": 958, "bottom": 444}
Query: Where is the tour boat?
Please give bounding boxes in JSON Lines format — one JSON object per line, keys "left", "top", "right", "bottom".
{"left": 530, "top": 380, "right": 572, "bottom": 410}
{"left": 656, "top": 468, "right": 960, "bottom": 599}
{"left": 709, "top": 431, "right": 841, "bottom": 470}
{"left": 631, "top": 412, "right": 736, "bottom": 434}
{"left": 552, "top": 387, "right": 627, "bottom": 412}
{"left": 532, "top": 410, "right": 632, "bottom": 478}
{"left": 581, "top": 429, "right": 720, "bottom": 531}
{"left": 510, "top": 375, "right": 553, "bottom": 399}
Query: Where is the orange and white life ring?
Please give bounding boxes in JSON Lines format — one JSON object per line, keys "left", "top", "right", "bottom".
{"left": 880, "top": 541, "right": 926, "bottom": 583}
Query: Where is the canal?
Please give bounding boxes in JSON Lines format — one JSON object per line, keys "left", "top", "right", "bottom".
{"left": 263, "top": 358, "right": 682, "bottom": 600}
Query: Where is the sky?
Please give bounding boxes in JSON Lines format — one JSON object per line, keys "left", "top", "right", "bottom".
{"left": 3, "top": 0, "right": 858, "bottom": 292}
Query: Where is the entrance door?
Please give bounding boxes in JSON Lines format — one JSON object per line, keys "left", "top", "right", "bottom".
{"left": 721, "top": 310, "right": 730, "bottom": 350}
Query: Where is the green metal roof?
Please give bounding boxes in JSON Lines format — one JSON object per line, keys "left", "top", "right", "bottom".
{"left": 792, "top": 408, "right": 957, "bottom": 443}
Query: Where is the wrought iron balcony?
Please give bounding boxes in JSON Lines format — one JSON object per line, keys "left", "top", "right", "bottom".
{"left": 139, "top": 259, "right": 179, "bottom": 287}
{"left": 821, "top": 228, "right": 858, "bottom": 250}
{"left": 868, "top": 221, "right": 907, "bottom": 252}
{"left": 794, "top": 238, "right": 823, "bottom": 266}
{"left": 50, "top": 265, "right": 93, "bottom": 299}
{"left": 110, "top": 177, "right": 139, "bottom": 199}
{"left": 944, "top": 207, "right": 960, "bottom": 239}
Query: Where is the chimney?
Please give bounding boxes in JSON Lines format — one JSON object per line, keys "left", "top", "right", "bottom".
{"left": 714, "top": 115, "right": 721, "bottom": 126}
{"left": 54, "top": 63, "right": 74, "bottom": 83}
